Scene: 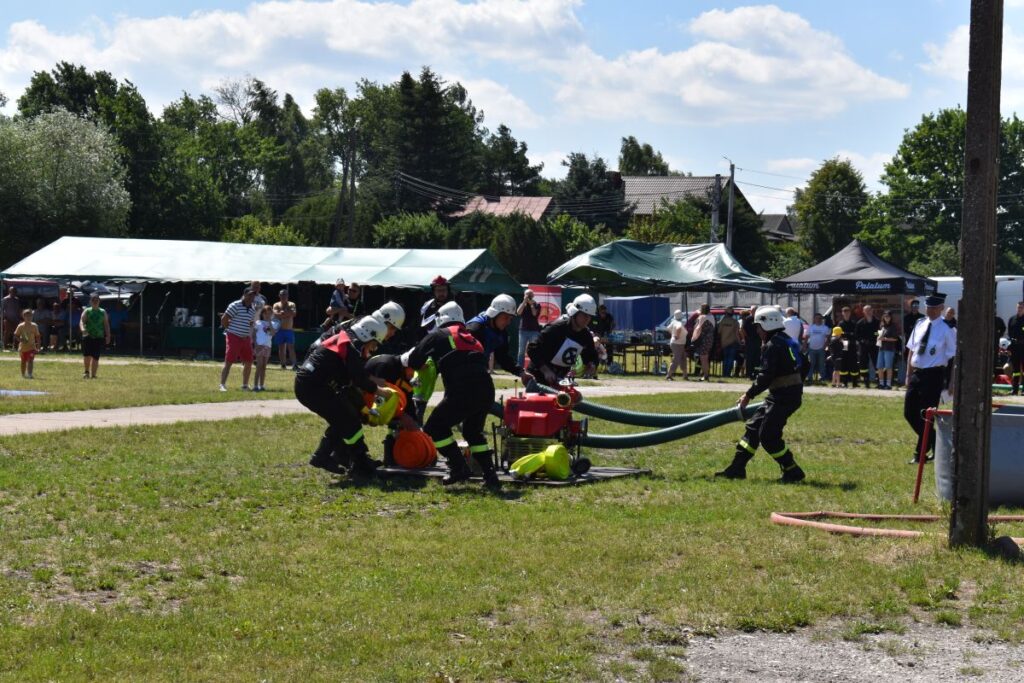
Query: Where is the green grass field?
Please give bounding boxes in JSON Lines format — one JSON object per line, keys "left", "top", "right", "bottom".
{"left": 0, "top": 355, "right": 520, "bottom": 415}
{"left": 2, "top": 390, "right": 1023, "bottom": 681}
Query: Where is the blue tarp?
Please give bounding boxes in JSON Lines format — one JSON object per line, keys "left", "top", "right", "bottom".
{"left": 601, "top": 295, "right": 669, "bottom": 332}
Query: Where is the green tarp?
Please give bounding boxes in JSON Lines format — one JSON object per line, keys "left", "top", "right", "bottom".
{"left": 2, "top": 236, "right": 521, "bottom": 295}
{"left": 546, "top": 240, "right": 774, "bottom": 294}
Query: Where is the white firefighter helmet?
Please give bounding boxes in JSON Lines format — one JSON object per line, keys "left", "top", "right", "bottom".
{"left": 673, "top": 309, "right": 684, "bottom": 321}
{"left": 436, "top": 301, "right": 465, "bottom": 326}
{"left": 372, "top": 301, "right": 405, "bottom": 329}
{"left": 566, "top": 293, "right": 598, "bottom": 317}
{"left": 486, "top": 294, "right": 518, "bottom": 318}
{"left": 999, "top": 336, "right": 1012, "bottom": 351}
{"left": 349, "top": 316, "right": 388, "bottom": 343}
{"left": 753, "top": 305, "right": 786, "bottom": 332}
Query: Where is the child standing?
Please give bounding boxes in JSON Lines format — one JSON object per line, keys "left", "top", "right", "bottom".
{"left": 827, "top": 325, "right": 845, "bottom": 388}
{"left": 15, "top": 309, "right": 41, "bottom": 379}
{"left": 252, "top": 305, "right": 274, "bottom": 391}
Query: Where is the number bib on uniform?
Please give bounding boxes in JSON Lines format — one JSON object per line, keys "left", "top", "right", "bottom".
{"left": 551, "top": 337, "right": 584, "bottom": 368}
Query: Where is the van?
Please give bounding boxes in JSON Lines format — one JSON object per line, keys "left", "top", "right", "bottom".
{"left": 932, "top": 276, "right": 1024, "bottom": 324}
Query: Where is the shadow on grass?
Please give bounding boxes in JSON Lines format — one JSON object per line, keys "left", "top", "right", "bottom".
{"left": 687, "top": 475, "right": 859, "bottom": 492}
{"left": 327, "top": 473, "right": 527, "bottom": 500}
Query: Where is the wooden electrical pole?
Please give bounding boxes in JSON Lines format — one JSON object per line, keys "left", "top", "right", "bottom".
{"left": 950, "top": 0, "right": 1003, "bottom": 549}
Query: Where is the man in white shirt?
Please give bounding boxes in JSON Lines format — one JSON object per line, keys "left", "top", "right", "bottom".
{"left": 904, "top": 292, "right": 957, "bottom": 464}
{"left": 805, "top": 313, "right": 830, "bottom": 383}
{"left": 783, "top": 308, "right": 803, "bottom": 343}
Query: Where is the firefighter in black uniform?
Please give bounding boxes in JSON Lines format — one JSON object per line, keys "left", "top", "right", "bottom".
{"left": 715, "top": 305, "right": 806, "bottom": 483}
{"left": 295, "top": 316, "right": 391, "bottom": 476}
{"left": 527, "top": 293, "right": 599, "bottom": 387}
{"left": 837, "top": 305, "right": 859, "bottom": 387}
{"left": 1008, "top": 301, "right": 1024, "bottom": 396}
{"left": 305, "top": 301, "right": 405, "bottom": 362}
{"left": 466, "top": 294, "right": 534, "bottom": 386}
{"left": 405, "top": 301, "right": 502, "bottom": 490}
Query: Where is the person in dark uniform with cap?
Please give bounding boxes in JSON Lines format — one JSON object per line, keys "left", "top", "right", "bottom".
{"left": 1007, "top": 301, "right": 1024, "bottom": 395}
{"left": 904, "top": 293, "right": 957, "bottom": 463}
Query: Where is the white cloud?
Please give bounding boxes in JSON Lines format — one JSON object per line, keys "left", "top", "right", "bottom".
{"left": 554, "top": 5, "right": 908, "bottom": 124}
{"left": 834, "top": 149, "right": 889, "bottom": 188}
{"left": 765, "top": 157, "right": 817, "bottom": 173}
{"left": 527, "top": 149, "right": 569, "bottom": 178}
{"left": 456, "top": 76, "right": 543, "bottom": 129}
{"left": 0, "top": 0, "right": 581, "bottom": 114}
{"left": 923, "top": 24, "right": 1024, "bottom": 112}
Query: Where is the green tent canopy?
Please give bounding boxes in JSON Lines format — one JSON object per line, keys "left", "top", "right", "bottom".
{"left": 2, "top": 236, "right": 522, "bottom": 294}
{"left": 547, "top": 240, "right": 774, "bottom": 294}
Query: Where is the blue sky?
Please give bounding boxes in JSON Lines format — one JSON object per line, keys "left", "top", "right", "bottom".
{"left": 1, "top": 1, "right": 1020, "bottom": 213}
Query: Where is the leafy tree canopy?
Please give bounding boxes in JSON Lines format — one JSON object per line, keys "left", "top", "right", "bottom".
{"left": 793, "top": 157, "right": 868, "bottom": 262}
{"left": 618, "top": 136, "right": 670, "bottom": 175}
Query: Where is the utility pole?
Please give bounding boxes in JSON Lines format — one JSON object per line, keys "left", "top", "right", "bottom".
{"left": 711, "top": 174, "right": 722, "bottom": 242}
{"left": 950, "top": 0, "right": 1003, "bottom": 549}
{"left": 726, "top": 161, "right": 736, "bottom": 251}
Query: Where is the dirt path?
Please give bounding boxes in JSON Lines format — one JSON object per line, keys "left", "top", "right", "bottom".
{"left": 3, "top": 372, "right": 1018, "bottom": 437}
{"left": 682, "top": 619, "right": 1024, "bottom": 682}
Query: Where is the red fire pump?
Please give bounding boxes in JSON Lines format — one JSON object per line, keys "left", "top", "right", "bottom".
{"left": 492, "top": 380, "right": 588, "bottom": 472}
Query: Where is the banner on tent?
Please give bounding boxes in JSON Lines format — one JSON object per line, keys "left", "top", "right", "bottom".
{"left": 529, "top": 285, "right": 563, "bottom": 324}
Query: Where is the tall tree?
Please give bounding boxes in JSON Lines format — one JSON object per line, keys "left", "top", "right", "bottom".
{"left": 479, "top": 124, "right": 542, "bottom": 196}
{"left": 859, "top": 108, "right": 1024, "bottom": 271}
{"left": 618, "top": 136, "right": 670, "bottom": 175}
{"left": 391, "top": 68, "right": 484, "bottom": 212}
{"left": 17, "top": 62, "right": 117, "bottom": 120}
{"left": 793, "top": 158, "right": 868, "bottom": 261}
{"left": 313, "top": 87, "right": 360, "bottom": 245}
{"left": 0, "top": 109, "right": 129, "bottom": 262}
{"left": 553, "top": 152, "right": 633, "bottom": 232}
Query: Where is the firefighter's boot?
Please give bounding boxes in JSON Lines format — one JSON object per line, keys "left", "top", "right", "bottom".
{"left": 345, "top": 441, "right": 381, "bottom": 478}
{"left": 309, "top": 435, "right": 343, "bottom": 474}
{"left": 715, "top": 446, "right": 754, "bottom": 479}
{"left": 441, "top": 445, "right": 472, "bottom": 486}
{"left": 773, "top": 449, "right": 806, "bottom": 483}
{"left": 473, "top": 452, "right": 502, "bottom": 491}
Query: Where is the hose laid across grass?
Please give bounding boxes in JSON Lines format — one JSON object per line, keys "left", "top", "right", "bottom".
{"left": 771, "top": 511, "right": 1024, "bottom": 545}
{"left": 580, "top": 403, "right": 760, "bottom": 448}
{"left": 534, "top": 383, "right": 735, "bottom": 427}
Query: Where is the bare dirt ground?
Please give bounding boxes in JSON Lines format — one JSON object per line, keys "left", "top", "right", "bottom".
{"left": 682, "top": 619, "right": 1024, "bottom": 682}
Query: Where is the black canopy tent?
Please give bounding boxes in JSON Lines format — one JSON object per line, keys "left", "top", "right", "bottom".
{"left": 775, "top": 239, "right": 936, "bottom": 295}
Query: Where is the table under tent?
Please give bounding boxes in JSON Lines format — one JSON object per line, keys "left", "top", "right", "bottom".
{"left": 1, "top": 236, "right": 523, "bottom": 359}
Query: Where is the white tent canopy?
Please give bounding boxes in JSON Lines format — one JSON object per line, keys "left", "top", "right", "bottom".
{"left": 2, "top": 236, "right": 521, "bottom": 294}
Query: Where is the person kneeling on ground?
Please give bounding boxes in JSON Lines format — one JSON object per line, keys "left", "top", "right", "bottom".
{"left": 404, "top": 301, "right": 502, "bottom": 490}
{"left": 526, "top": 293, "right": 599, "bottom": 388}
{"left": 295, "top": 316, "right": 391, "bottom": 477}
{"left": 715, "top": 305, "right": 806, "bottom": 483}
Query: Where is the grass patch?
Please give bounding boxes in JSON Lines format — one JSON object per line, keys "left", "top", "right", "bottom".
{"left": 0, "top": 355, "right": 519, "bottom": 415}
{"left": 1, "top": 391, "right": 1023, "bottom": 680}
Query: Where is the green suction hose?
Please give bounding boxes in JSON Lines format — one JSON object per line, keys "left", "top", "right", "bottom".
{"left": 534, "top": 383, "right": 724, "bottom": 427}
{"left": 578, "top": 403, "right": 760, "bottom": 448}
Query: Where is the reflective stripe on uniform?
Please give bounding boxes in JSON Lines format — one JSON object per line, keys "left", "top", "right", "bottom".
{"left": 468, "top": 444, "right": 490, "bottom": 454}
{"left": 343, "top": 428, "right": 364, "bottom": 445}
{"left": 767, "top": 446, "right": 788, "bottom": 459}
{"left": 433, "top": 435, "right": 455, "bottom": 448}
{"left": 738, "top": 439, "right": 756, "bottom": 454}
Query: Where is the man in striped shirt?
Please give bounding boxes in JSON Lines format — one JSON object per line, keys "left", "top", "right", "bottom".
{"left": 219, "top": 288, "right": 257, "bottom": 391}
